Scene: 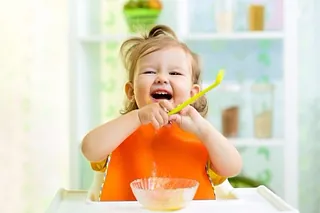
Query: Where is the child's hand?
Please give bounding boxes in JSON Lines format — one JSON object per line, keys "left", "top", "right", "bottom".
{"left": 137, "top": 100, "right": 174, "bottom": 129}
{"left": 169, "top": 105, "right": 205, "bottom": 136}
{"left": 87, "top": 171, "right": 105, "bottom": 201}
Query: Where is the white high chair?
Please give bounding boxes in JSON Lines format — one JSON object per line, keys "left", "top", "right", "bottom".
{"left": 87, "top": 171, "right": 236, "bottom": 202}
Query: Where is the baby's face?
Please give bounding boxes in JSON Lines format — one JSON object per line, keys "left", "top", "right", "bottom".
{"left": 132, "top": 47, "right": 200, "bottom": 108}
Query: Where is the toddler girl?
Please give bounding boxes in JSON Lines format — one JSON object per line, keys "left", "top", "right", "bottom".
{"left": 81, "top": 24, "right": 242, "bottom": 201}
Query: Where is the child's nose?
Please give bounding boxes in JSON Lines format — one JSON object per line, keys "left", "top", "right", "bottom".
{"left": 155, "top": 74, "right": 168, "bottom": 84}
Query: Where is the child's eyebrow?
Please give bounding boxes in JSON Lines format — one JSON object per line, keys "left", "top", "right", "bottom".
{"left": 138, "top": 63, "right": 156, "bottom": 70}
{"left": 169, "top": 65, "right": 184, "bottom": 70}
{"left": 137, "top": 62, "right": 154, "bottom": 68}
{"left": 168, "top": 65, "right": 188, "bottom": 72}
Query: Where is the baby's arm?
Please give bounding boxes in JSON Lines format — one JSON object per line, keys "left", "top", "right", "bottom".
{"left": 81, "top": 110, "right": 141, "bottom": 162}
{"left": 199, "top": 120, "right": 242, "bottom": 177}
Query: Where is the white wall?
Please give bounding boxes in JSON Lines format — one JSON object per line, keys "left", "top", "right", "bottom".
{"left": 0, "top": 1, "right": 69, "bottom": 212}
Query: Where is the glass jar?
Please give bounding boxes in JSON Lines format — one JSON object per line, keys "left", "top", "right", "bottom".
{"left": 248, "top": 4, "right": 265, "bottom": 31}
{"left": 218, "top": 83, "right": 242, "bottom": 138}
{"left": 214, "top": 0, "right": 235, "bottom": 33}
{"left": 251, "top": 83, "right": 274, "bottom": 138}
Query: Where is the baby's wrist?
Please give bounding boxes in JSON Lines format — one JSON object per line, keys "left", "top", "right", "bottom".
{"left": 128, "top": 109, "right": 142, "bottom": 126}
{"left": 134, "top": 109, "right": 142, "bottom": 125}
{"left": 196, "top": 119, "right": 213, "bottom": 142}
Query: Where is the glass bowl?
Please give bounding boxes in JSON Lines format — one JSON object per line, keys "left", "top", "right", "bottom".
{"left": 130, "top": 177, "right": 199, "bottom": 211}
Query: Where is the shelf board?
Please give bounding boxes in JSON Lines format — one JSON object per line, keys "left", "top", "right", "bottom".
{"left": 79, "top": 31, "right": 284, "bottom": 43}
{"left": 184, "top": 32, "right": 284, "bottom": 41}
{"left": 229, "top": 138, "right": 284, "bottom": 147}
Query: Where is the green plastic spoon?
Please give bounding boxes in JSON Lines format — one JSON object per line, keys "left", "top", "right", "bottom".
{"left": 168, "top": 69, "right": 225, "bottom": 116}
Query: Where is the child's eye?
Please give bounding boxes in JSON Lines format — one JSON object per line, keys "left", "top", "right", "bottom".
{"left": 143, "top": 71, "right": 156, "bottom": 74}
{"left": 170, "top": 72, "right": 181, "bottom": 75}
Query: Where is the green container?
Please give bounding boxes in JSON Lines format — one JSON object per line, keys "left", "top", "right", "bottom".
{"left": 124, "top": 8, "right": 161, "bottom": 33}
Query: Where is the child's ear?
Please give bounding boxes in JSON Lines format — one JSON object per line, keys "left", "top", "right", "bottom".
{"left": 190, "top": 84, "right": 200, "bottom": 97}
{"left": 125, "top": 82, "right": 135, "bottom": 101}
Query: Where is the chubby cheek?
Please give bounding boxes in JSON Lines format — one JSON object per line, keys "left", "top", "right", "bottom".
{"left": 133, "top": 79, "right": 152, "bottom": 108}
{"left": 173, "top": 83, "right": 193, "bottom": 105}
{"left": 173, "top": 94, "right": 190, "bottom": 106}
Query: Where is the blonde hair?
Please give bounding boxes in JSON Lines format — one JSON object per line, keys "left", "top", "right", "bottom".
{"left": 119, "top": 25, "right": 208, "bottom": 117}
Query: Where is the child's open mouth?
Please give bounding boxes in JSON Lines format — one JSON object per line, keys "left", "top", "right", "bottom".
{"left": 151, "top": 90, "right": 173, "bottom": 100}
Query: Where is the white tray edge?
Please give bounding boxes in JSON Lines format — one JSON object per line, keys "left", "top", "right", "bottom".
{"left": 256, "top": 186, "right": 299, "bottom": 213}
{"left": 45, "top": 186, "right": 300, "bottom": 213}
{"left": 45, "top": 188, "right": 63, "bottom": 213}
{"left": 45, "top": 188, "right": 88, "bottom": 213}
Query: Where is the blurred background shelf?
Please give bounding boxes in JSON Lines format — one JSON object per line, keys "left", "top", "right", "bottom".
{"left": 230, "top": 138, "right": 284, "bottom": 147}
{"left": 185, "top": 32, "right": 284, "bottom": 40}
{"left": 79, "top": 32, "right": 284, "bottom": 43}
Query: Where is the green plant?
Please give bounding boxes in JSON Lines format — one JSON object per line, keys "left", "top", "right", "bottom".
{"left": 123, "top": 0, "right": 162, "bottom": 33}
{"left": 124, "top": 0, "right": 148, "bottom": 9}
{"left": 124, "top": 0, "right": 162, "bottom": 10}
{"left": 228, "top": 175, "right": 272, "bottom": 191}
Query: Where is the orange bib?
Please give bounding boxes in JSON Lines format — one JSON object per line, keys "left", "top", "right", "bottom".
{"left": 90, "top": 123, "right": 225, "bottom": 201}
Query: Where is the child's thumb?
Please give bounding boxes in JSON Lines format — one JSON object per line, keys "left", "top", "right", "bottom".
{"left": 180, "top": 105, "right": 196, "bottom": 116}
{"left": 169, "top": 114, "right": 180, "bottom": 123}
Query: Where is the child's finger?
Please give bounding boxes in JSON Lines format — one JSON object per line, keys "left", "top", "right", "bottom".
{"left": 169, "top": 114, "right": 181, "bottom": 124}
{"left": 179, "top": 105, "right": 191, "bottom": 115}
{"left": 159, "top": 108, "right": 169, "bottom": 124}
{"left": 180, "top": 105, "right": 197, "bottom": 116}
{"left": 151, "top": 117, "right": 160, "bottom": 129}
{"left": 159, "top": 100, "right": 174, "bottom": 112}
{"left": 154, "top": 112, "right": 165, "bottom": 127}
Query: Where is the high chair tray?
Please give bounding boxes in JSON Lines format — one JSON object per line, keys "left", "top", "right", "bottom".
{"left": 45, "top": 186, "right": 299, "bottom": 213}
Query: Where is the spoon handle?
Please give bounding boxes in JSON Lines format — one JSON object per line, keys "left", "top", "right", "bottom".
{"left": 168, "top": 70, "right": 224, "bottom": 115}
